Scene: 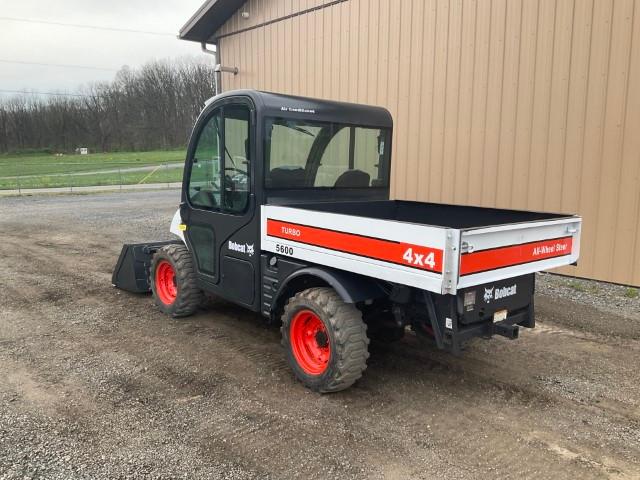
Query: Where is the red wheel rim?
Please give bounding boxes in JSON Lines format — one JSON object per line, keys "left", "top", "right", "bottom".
{"left": 290, "top": 309, "right": 331, "bottom": 375}
{"left": 155, "top": 260, "right": 177, "bottom": 305}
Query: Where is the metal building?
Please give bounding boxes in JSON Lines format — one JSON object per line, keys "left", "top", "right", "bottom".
{"left": 180, "top": 0, "right": 640, "bottom": 286}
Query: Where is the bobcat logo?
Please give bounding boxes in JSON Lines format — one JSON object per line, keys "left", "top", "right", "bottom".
{"left": 484, "top": 286, "right": 495, "bottom": 303}
{"left": 228, "top": 240, "right": 255, "bottom": 257}
{"left": 483, "top": 284, "right": 517, "bottom": 303}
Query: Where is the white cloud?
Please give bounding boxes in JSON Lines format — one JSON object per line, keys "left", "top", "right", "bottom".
{"left": 0, "top": 0, "right": 209, "bottom": 96}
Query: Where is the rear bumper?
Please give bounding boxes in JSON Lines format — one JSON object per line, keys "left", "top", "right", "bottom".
{"left": 420, "top": 274, "right": 536, "bottom": 354}
{"left": 447, "top": 303, "right": 534, "bottom": 345}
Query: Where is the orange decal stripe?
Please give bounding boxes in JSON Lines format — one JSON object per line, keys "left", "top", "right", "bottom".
{"left": 267, "top": 219, "right": 444, "bottom": 273}
{"left": 460, "top": 236, "right": 573, "bottom": 276}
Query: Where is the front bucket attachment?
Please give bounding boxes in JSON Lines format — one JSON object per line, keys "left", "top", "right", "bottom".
{"left": 112, "top": 241, "right": 180, "bottom": 293}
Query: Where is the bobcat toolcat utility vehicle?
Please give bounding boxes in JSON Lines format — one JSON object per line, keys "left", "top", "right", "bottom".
{"left": 113, "top": 90, "right": 582, "bottom": 392}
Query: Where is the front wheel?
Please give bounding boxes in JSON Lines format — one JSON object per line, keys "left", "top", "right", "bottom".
{"left": 150, "top": 244, "right": 202, "bottom": 318}
{"left": 281, "top": 287, "right": 369, "bottom": 392}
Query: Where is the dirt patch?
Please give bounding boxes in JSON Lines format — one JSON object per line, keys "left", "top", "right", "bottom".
{"left": 536, "top": 288, "right": 640, "bottom": 340}
{"left": 0, "top": 191, "right": 639, "bottom": 479}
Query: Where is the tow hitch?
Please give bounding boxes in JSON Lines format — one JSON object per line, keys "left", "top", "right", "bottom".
{"left": 493, "top": 322, "right": 519, "bottom": 339}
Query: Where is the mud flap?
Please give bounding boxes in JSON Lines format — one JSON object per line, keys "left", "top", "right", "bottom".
{"left": 112, "top": 241, "right": 181, "bottom": 293}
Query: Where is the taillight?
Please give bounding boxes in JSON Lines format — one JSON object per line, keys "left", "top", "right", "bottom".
{"left": 464, "top": 290, "right": 477, "bottom": 311}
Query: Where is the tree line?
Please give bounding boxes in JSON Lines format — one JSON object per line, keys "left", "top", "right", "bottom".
{"left": 0, "top": 58, "right": 216, "bottom": 154}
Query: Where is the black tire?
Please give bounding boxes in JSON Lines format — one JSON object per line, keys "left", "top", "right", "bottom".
{"left": 150, "top": 244, "right": 203, "bottom": 318}
{"left": 281, "top": 287, "right": 369, "bottom": 393}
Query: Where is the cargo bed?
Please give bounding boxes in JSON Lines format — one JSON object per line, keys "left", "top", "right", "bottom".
{"left": 261, "top": 200, "right": 581, "bottom": 294}
{"left": 285, "top": 200, "right": 570, "bottom": 228}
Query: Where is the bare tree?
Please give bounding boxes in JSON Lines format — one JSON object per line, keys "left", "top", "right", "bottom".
{"left": 0, "top": 57, "right": 216, "bottom": 154}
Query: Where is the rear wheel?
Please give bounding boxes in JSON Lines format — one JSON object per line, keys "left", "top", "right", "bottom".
{"left": 150, "top": 244, "right": 202, "bottom": 318}
{"left": 281, "top": 287, "right": 369, "bottom": 392}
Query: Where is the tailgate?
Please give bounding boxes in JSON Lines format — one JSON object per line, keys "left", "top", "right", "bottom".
{"left": 456, "top": 216, "right": 582, "bottom": 289}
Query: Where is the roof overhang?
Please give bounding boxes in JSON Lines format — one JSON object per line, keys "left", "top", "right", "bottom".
{"left": 179, "top": 0, "right": 245, "bottom": 43}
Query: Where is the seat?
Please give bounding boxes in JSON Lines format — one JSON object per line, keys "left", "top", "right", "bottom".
{"left": 190, "top": 188, "right": 218, "bottom": 208}
{"left": 333, "top": 169, "right": 370, "bottom": 188}
{"left": 268, "top": 167, "right": 307, "bottom": 188}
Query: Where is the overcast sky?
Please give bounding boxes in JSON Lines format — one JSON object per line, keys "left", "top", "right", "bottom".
{"left": 0, "top": 0, "right": 210, "bottom": 97}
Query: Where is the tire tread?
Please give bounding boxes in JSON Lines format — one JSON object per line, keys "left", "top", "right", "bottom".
{"left": 281, "top": 287, "right": 369, "bottom": 393}
{"left": 150, "top": 244, "right": 203, "bottom": 318}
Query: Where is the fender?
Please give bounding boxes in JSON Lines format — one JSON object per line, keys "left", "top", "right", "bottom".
{"left": 273, "top": 266, "right": 386, "bottom": 310}
{"left": 169, "top": 209, "right": 187, "bottom": 244}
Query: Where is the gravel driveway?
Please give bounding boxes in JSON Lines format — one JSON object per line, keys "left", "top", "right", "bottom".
{"left": 0, "top": 191, "right": 638, "bottom": 479}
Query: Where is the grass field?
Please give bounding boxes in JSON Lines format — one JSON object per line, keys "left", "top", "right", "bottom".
{"left": 0, "top": 150, "right": 186, "bottom": 190}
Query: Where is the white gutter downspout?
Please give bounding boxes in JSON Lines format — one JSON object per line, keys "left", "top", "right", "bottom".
{"left": 200, "top": 42, "right": 219, "bottom": 94}
{"left": 201, "top": 41, "right": 238, "bottom": 95}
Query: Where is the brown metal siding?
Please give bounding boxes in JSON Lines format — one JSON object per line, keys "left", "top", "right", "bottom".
{"left": 216, "top": 0, "right": 640, "bottom": 286}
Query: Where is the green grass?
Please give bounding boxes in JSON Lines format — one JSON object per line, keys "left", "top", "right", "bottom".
{"left": 566, "top": 279, "right": 597, "bottom": 293}
{"left": 0, "top": 166, "right": 183, "bottom": 190}
{"left": 0, "top": 150, "right": 186, "bottom": 190}
{"left": 623, "top": 287, "right": 639, "bottom": 299}
{"left": 0, "top": 150, "right": 186, "bottom": 177}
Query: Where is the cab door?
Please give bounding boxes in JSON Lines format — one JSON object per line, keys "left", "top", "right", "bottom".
{"left": 180, "top": 97, "right": 258, "bottom": 308}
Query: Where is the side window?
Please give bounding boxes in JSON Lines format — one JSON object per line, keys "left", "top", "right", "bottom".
{"left": 189, "top": 111, "right": 222, "bottom": 209}
{"left": 223, "top": 105, "right": 250, "bottom": 213}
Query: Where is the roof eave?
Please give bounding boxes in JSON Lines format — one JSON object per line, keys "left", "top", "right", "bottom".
{"left": 178, "top": 0, "right": 245, "bottom": 43}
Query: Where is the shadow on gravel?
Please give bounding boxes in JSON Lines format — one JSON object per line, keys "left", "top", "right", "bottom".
{"left": 536, "top": 294, "right": 640, "bottom": 340}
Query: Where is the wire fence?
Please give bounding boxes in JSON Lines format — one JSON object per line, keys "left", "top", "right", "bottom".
{"left": 0, "top": 160, "right": 184, "bottom": 194}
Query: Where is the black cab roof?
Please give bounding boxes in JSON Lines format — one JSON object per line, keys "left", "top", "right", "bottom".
{"left": 209, "top": 90, "right": 393, "bottom": 129}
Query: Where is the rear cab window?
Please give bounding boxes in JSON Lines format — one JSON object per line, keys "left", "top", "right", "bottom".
{"left": 265, "top": 118, "right": 391, "bottom": 190}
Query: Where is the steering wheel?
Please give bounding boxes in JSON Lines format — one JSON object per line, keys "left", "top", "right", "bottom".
{"left": 224, "top": 167, "right": 247, "bottom": 176}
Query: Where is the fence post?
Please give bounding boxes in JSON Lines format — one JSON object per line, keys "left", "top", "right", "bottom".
{"left": 16, "top": 161, "right": 21, "bottom": 195}
{"left": 119, "top": 167, "right": 122, "bottom": 190}
{"left": 165, "top": 162, "right": 169, "bottom": 188}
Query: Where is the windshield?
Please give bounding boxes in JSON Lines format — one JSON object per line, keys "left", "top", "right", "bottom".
{"left": 265, "top": 117, "right": 391, "bottom": 189}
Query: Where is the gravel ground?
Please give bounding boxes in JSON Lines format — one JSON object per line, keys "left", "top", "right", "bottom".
{"left": 0, "top": 191, "right": 639, "bottom": 479}
{"left": 536, "top": 273, "right": 640, "bottom": 340}
{"left": 537, "top": 272, "right": 640, "bottom": 321}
